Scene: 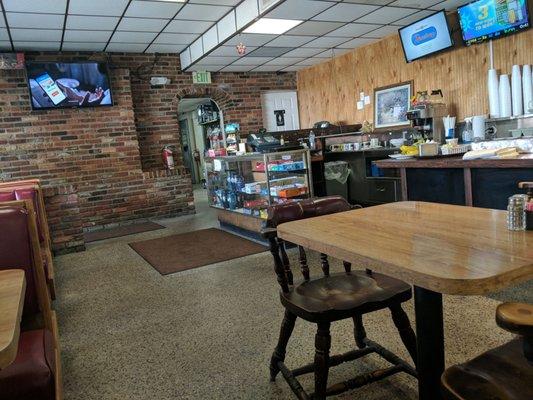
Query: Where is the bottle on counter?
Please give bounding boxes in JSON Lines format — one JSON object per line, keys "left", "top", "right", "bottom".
{"left": 526, "top": 202, "right": 533, "bottom": 231}
{"left": 309, "top": 130, "right": 316, "bottom": 150}
{"left": 462, "top": 118, "right": 473, "bottom": 144}
{"left": 280, "top": 135, "right": 285, "bottom": 146}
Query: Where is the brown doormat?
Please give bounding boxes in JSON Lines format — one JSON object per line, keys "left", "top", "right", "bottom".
{"left": 85, "top": 221, "right": 165, "bottom": 243}
{"left": 129, "top": 228, "right": 267, "bottom": 275}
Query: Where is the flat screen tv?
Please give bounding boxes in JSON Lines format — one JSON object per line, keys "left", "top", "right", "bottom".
{"left": 26, "top": 62, "right": 113, "bottom": 110}
{"left": 458, "top": 0, "right": 530, "bottom": 46}
{"left": 398, "top": 10, "right": 454, "bottom": 63}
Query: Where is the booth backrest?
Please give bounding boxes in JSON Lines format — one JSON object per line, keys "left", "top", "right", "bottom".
{"left": 0, "top": 187, "right": 45, "bottom": 243}
{"left": 0, "top": 207, "right": 40, "bottom": 316}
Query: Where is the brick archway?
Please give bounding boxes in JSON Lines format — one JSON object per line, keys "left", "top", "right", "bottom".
{"left": 175, "top": 87, "right": 236, "bottom": 114}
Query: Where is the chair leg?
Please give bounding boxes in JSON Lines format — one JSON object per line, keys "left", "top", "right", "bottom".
{"left": 314, "top": 322, "right": 331, "bottom": 399}
{"left": 352, "top": 314, "right": 367, "bottom": 349}
{"left": 270, "top": 309, "right": 297, "bottom": 381}
{"left": 390, "top": 304, "right": 418, "bottom": 366}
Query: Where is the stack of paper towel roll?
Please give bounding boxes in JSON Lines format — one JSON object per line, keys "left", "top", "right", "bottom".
{"left": 488, "top": 65, "right": 533, "bottom": 118}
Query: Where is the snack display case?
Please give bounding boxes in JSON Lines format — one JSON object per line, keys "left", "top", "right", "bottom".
{"left": 205, "top": 149, "right": 313, "bottom": 225}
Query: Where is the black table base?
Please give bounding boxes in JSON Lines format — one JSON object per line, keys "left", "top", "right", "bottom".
{"left": 414, "top": 286, "right": 445, "bottom": 400}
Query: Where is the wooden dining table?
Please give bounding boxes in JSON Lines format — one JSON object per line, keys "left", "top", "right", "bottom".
{"left": 277, "top": 201, "right": 533, "bottom": 400}
{"left": 0, "top": 269, "right": 26, "bottom": 370}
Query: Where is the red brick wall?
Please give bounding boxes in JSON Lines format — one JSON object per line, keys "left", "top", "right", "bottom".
{"left": 0, "top": 52, "right": 297, "bottom": 253}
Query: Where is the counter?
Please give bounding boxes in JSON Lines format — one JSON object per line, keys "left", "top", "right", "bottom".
{"left": 374, "top": 155, "right": 533, "bottom": 209}
{"left": 205, "top": 149, "right": 313, "bottom": 238}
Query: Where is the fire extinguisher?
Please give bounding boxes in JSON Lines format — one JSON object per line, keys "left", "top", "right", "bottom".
{"left": 162, "top": 146, "right": 175, "bottom": 170}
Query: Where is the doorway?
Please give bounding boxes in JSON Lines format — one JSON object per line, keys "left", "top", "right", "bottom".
{"left": 178, "top": 97, "right": 223, "bottom": 189}
{"left": 261, "top": 90, "right": 300, "bottom": 132}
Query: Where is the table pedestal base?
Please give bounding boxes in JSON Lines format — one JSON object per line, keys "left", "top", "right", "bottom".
{"left": 414, "top": 286, "right": 445, "bottom": 400}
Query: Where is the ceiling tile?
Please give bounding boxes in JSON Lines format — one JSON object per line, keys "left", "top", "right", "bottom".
{"left": 189, "top": 0, "right": 240, "bottom": 5}
{"left": 10, "top": 29, "right": 63, "bottom": 42}
{"left": 391, "top": 10, "right": 434, "bottom": 26}
{"left": 209, "top": 46, "right": 258, "bottom": 57}
{"left": 164, "top": 20, "right": 213, "bottom": 33}
{"left": 175, "top": 4, "right": 232, "bottom": 22}
{"left": 252, "top": 65, "right": 283, "bottom": 72}
{"left": 116, "top": 17, "right": 168, "bottom": 32}
{"left": 336, "top": 37, "right": 378, "bottom": 48}
{"left": 0, "top": 41, "right": 12, "bottom": 50}
{"left": 6, "top": 13, "right": 64, "bottom": 29}
{"left": 282, "top": 65, "right": 306, "bottom": 71}
{"left": 61, "top": 42, "right": 107, "bottom": 51}
{"left": 389, "top": 0, "right": 442, "bottom": 8}
{"left": 3, "top": 0, "right": 67, "bottom": 14}
{"left": 13, "top": 41, "right": 61, "bottom": 51}
{"left": 221, "top": 65, "right": 255, "bottom": 72}
{"left": 296, "top": 58, "right": 323, "bottom": 66}
{"left": 266, "top": 35, "right": 314, "bottom": 47}
{"left": 362, "top": 25, "right": 400, "bottom": 38}
{"left": 225, "top": 34, "right": 277, "bottom": 47}
{"left": 110, "top": 31, "right": 158, "bottom": 43}
{"left": 283, "top": 47, "right": 327, "bottom": 57}
{"left": 356, "top": 7, "right": 416, "bottom": 24}
{"left": 66, "top": 15, "right": 119, "bottom": 30}
{"left": 146, "top": 43, "right": 186, "bottom": 53}
{"left": 313, "top": 3, "right": 380, "bottom": 23}
{"left": 153, "top": 33, "right": 199, "bottom": 45}
{"left": 302, "top": 36, "right": 348, "bottom": 48}
{"left": 266, "top": 0, "right": 334, "bottom": 20}
{"left": 286, "top": 21, "right": 344, "bottom": 36}
{"left": 195, "top": 56, "right": 237, "bottom": 65}
{"left": 343, "top": 0, "right": 393, "bottom": 4}
{"left": 69, "top": 0, "right": 129, "bottom": 16}
{"left": 264, "top": 57, "right": 306, "bottom": 66}
{"left": 315, "top": 48, "right": 353, "bottom": 57}
{"left": 430, "top": 0, "right": 472, "bottom": 10}
{"left": 232, "top": 56, "right": 273, "bottom": 65}
{"left": 0, "top": 29, "right": 9, "bottom": 41}
{"left": 105, "top": 43, "right": 149, "bottom": 52}
{"left": 247, "top": 47, "right": 293, "bottom": 57}
{"left": 0, "top": 17, "right": 4, "bottom": 28}
{"left": 326, "top": 23, "right": 382, "bottom": 37}
{"left": 64, "top": 30, "right": 113, "bottom": 42}
{"left": 125, "top": 0, "right": 183, "bottom": 18}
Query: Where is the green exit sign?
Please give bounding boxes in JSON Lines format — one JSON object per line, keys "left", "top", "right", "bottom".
{"left": 192, "top": 71, "right": 211, "bottom": 84}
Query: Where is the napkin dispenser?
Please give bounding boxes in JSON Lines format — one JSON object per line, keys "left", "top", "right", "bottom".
{"left": 418, "top": 142, "right": 439, "bottom": 157}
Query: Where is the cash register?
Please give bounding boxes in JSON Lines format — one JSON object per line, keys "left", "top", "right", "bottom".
{"left": 247, "top": 129, "right": 302, "bottom": 153}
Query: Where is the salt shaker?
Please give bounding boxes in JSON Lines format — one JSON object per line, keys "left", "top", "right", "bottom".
{"left": 507, "top": 195, "right": 527, "bottom": 231}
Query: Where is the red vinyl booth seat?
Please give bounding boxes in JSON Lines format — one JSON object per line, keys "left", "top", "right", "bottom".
{"left": 0, "top": 207, "right": 40, "bottom": 316}
{"left": 0, "top": 188, "right": 45, "bottom": 243}
{"left": 0, "top": 329, "right": 56, "bottom": 400}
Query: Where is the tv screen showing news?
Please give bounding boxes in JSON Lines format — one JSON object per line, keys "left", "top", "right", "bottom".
{"left": 26, "top": 62, "right": 113, "bottom": 110}
{"left": 398, "top": 10, "right": 453, "bottom": 63}
{"left": 458, "top": 0, "right": 530, "bottom": 45}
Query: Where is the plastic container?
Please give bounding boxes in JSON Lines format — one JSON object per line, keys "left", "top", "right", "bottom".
{"left": 325, "top": 161, "right": 351, "bottom": 200}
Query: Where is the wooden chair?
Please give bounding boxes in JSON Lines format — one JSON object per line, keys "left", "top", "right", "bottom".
{"left": 441, "top": 302, "right": 533, "bottom": 400}
{"left": 0, "top": 180, "right": 56, "bottom": 299}
{"left": 0, "top": 203, "right": 62, "bottom": 400}
{"left": 263, "top": 196, "right": 417, "bottom": 399}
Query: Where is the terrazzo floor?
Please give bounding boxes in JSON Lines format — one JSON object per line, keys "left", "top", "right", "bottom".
{"left": 54, "top": 188, "right": 532, "bottom": 400}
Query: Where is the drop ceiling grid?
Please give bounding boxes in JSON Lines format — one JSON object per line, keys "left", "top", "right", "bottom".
{"left": 220, "top": 0, "right": 447, "bottom": 73}
{"left": 0, "top": 0, "right": 470, "bottom": 72}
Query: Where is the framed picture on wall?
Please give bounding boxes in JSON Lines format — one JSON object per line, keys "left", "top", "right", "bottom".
{"left": 373, "top": 81, "right": 412, "bottom": 129}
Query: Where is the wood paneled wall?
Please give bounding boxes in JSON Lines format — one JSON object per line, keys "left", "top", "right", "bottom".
{"left": 297, "top": 8, "right": 533, "bottom": 128}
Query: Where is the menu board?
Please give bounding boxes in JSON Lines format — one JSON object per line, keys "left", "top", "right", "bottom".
{"left": 458, "top": 0, "right": 530, "bottom": 45}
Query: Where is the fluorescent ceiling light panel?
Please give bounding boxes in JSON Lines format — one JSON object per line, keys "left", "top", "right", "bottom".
{"left": 244, "top": 18, "right": 302, "bottom": 35}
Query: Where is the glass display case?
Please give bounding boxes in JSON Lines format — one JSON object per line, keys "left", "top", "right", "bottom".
{"left": 205, "top": 149, "right": 313, "bottom": 219}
